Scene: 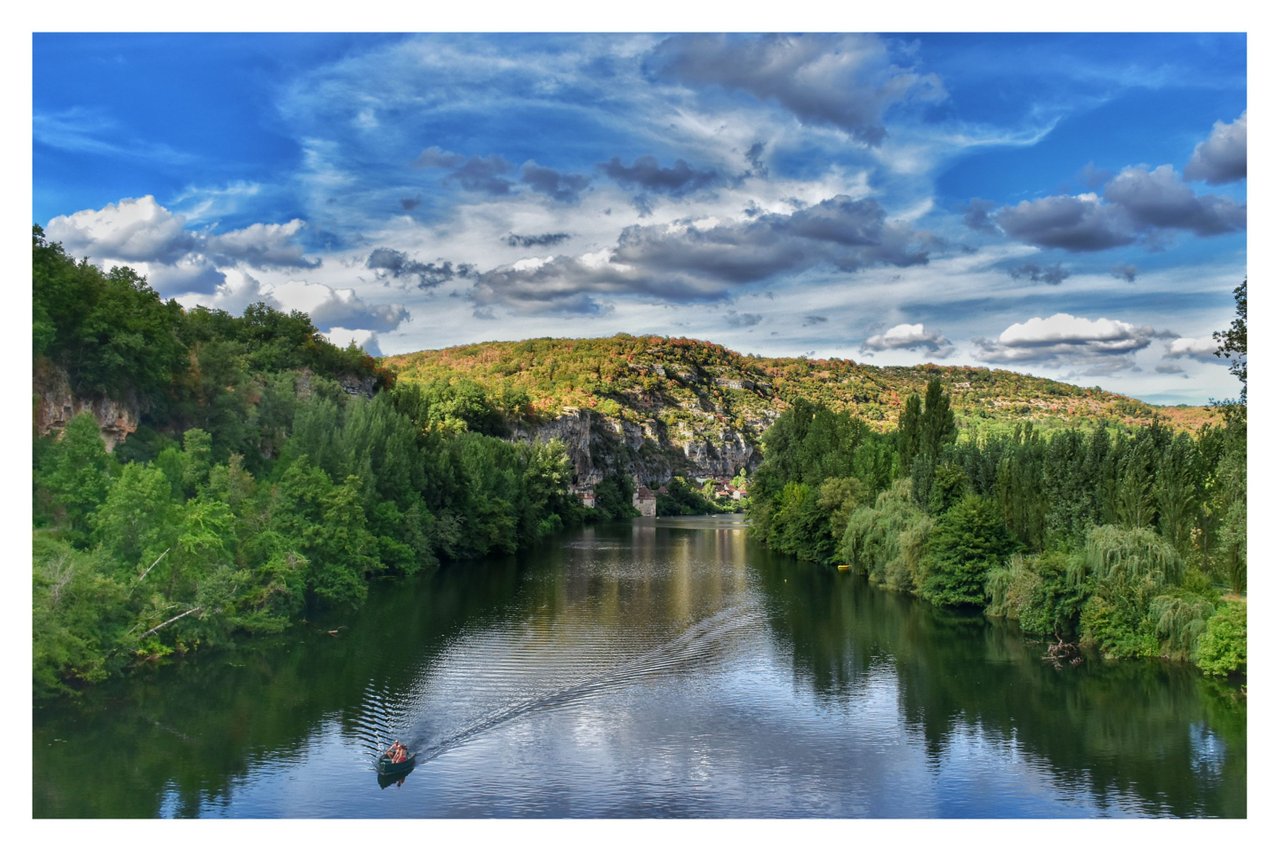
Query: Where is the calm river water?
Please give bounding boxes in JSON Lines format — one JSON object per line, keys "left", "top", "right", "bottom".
{"left": 33, "top": 516, "right": 1246, "bottom": 818}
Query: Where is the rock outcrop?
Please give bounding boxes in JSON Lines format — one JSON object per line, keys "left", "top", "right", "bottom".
{"left": 33, "top": 361, "right": 138, "bottom": 451}
{"left": 517, "top": 404, "right": 766, "bottom": 489}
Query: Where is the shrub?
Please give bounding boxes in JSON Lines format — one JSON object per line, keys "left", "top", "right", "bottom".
{"left": 1195, "top": 600, "right": 1246, "bottom": 677}
{"left": 1080, "top": 595, "right": 1159, "bottom": 659}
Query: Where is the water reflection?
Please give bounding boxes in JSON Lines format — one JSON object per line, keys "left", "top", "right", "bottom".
{"left": 33, "top": 517, "right": 1245, "bottom": 818}
{"left": 751, "top": 541, "right": 1247, "bottom": 817}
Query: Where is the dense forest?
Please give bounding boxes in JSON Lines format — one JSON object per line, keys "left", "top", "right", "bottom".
{"left": 746, "top": 282, "right": 1247, "bottom": 679}
{"left": 31, "top": 227, "right": 634, "bottom": 697}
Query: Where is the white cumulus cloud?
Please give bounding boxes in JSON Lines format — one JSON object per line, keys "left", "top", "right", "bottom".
{"left": 862, "top": 322, "right": 954, "bottom": 357}
{"left": 1166, "top": 336, "right": 1220, "bottom": 362}
{"left": 974, "top": 312, "right": 1163, "bottom": 373}
{"left": 46, "top": 195, "right": 196, "bottom": 264}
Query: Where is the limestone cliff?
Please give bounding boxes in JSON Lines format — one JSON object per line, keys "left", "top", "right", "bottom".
{"left": 516, "top": 404, "right": 764, "bottom": 488}
{"left": 33, "top": 360, "right": 138, "bottom": 451}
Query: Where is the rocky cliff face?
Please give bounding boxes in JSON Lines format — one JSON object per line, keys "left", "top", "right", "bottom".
{"left": 518, "top": 404, "right": 768, "bottom": 488}
{"left": 33, "top": 361, "right": 138, "bottom": 451}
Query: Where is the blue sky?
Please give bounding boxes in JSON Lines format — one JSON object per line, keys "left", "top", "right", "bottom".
{"left": 31, "top": 30, "right": 1248, "bottom": 404}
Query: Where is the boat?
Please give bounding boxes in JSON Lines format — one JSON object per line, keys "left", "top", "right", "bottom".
{"left": 378, "top": 754, "right": 416, "bottom": 776}
{"left": 835, "top": 563, "right": 851, "bottom": 573}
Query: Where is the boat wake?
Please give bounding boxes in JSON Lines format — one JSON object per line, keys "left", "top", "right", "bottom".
{"left": 367, "top": 603, "right": 759, "bottom": 766}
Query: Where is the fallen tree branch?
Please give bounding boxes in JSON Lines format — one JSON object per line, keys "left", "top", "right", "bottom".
{"left": 136, "top": 606, "right": 203, "bottom": 641}
{"left": 136, "top": 548, "right": 170, "bottom": 585}
{"left": 1043, "top": 633, "right": 1083, "bottom": 670}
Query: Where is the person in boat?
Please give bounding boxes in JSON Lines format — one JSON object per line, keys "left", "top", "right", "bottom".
{"left": 386, "top": 740, "right": 402, "bottom": 761}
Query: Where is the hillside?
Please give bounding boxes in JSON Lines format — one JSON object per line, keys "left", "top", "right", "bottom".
{"left": 382, "top": 334, "right": 1218, "bottom": 488}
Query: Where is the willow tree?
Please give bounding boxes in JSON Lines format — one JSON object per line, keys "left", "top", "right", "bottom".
{"left": 1080, "top": 524, "right": 1184, "bottom": 657}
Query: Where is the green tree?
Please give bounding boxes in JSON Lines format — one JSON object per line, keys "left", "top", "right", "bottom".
{"left": 1213, "top": 278, "right": 1246, "bottom": 404}
{"left": 841, "top": 478, "right": 931, "bottom": 592}
{"left": 34, "top": 413, "right": 116, "bottom": 541}
{"left": 896, "top": 393, "right": 922, "bottom": 471}
{"left": 1079, "top": 525, "right": 1183, "bottom": 658}
{"left": 919, "top": 495, "right": 1015, "bottom": 608}
{"left": 32, "top": 533, "right": 129, "bottom": 695}
{"left": 919, "top": 378, "right": 958, "bottom": 460}
{"left": 91, "top": 463, "right": 180, "bottom": 571}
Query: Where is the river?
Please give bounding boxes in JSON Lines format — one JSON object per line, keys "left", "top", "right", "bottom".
{"left": 32, "top": 515, "right": 1246, "bottom": 818}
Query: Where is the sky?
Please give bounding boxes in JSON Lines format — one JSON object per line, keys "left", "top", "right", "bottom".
{"left": 30, "top": 29, "right": 1248, "bottom": 405}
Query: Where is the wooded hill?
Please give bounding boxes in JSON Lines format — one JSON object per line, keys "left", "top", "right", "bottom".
{"left": 384, "top": 334, "right": 1218, "bottom": 461}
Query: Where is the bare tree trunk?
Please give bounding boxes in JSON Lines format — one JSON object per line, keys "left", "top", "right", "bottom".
{"left": 137, "top": 606, "right": 202, "bottom": 641}
{"left": 136, "top": 548, "right": 170, "bottom": 585}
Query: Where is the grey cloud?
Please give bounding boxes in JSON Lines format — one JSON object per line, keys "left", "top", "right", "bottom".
{"left": 994, "top": 165, "right": 1245, "bottom": 252}
{"left": 521, "top": 162, "right": 590, "bottom": 203}
{"left": 326, "top": 330, "right": 385, "bottom": 357}
{"left": 206, "top": 220, "right": 320, "bottom": 270}
{"left": 470, "top": 194, "right": 932, "bottom": 315}
{"left": 725, "top": 310, "right": 763, "bottom": 328}
{"left": 1080, "top": 162, "right": 1113, "bottom": 189}
{"left": 400, "top": 196, "right": 421, "bottom": 211}
{"left": 648, "top": 33, "right": 945, "bottom": 145}
{"left": 1104, "top": 165, "right": 1245, "bottom": 236}
{"left": 415, "top": 146, "right": 465, "bottom": 169}
{"left": 1008, "top": 262, "right": 1070, "bottom": 285}
{"left": 963, "top": 199, "right": 998, "bottom": 234}
{"left": 206, "top": 271, "right": 278, "bottom": 315}
{"left": 1111, "top": 264, "right": 1138, "bottom": 282}
{"left": 1185, "top": 112, "right": 1246, "bottom": 184}
{"left": 451, "top": 157, "right": 513, "bottom": 195}
{"left": 601, "top": 155, "right": 721, "bottom": 196}
{"left": 308, "top": 290, "right": 411, "bottom": 333}
{"left": 802, "top": 315, "right": 829, "bottom": 327}
{"left": 367, "top": 247, "right": 475, "bottom": 289}
{"left": 471, "top": 257, "right": 618, "bottom": 315}
{"left": 995, "top": 195, "right": 1133, "bottom": 252}
{"left": 416, "top": 146, "right": 513, "bottom": 195}
{"left": 505, "top": 232, "right": 571, "bottom": 248}
{"left": 1154, "top": 363, "right": 1187, "bottom": 375}
{"left": 745, "top": 141, "right": 768, "bottom": 176}
{"left": 146, "top": 256, "right": 227, "bottom": 297}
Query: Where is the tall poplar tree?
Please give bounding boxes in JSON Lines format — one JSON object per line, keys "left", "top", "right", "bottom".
{"left": 920, "top": 378, "right": 957, "bottom": 460}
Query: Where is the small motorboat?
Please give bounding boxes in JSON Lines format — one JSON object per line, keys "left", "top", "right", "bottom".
{"left": 378, "top": 753, "right": 416, "bottom": 776}
{"left": 835, "top": 563, "right": 851, "bottom": 573}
